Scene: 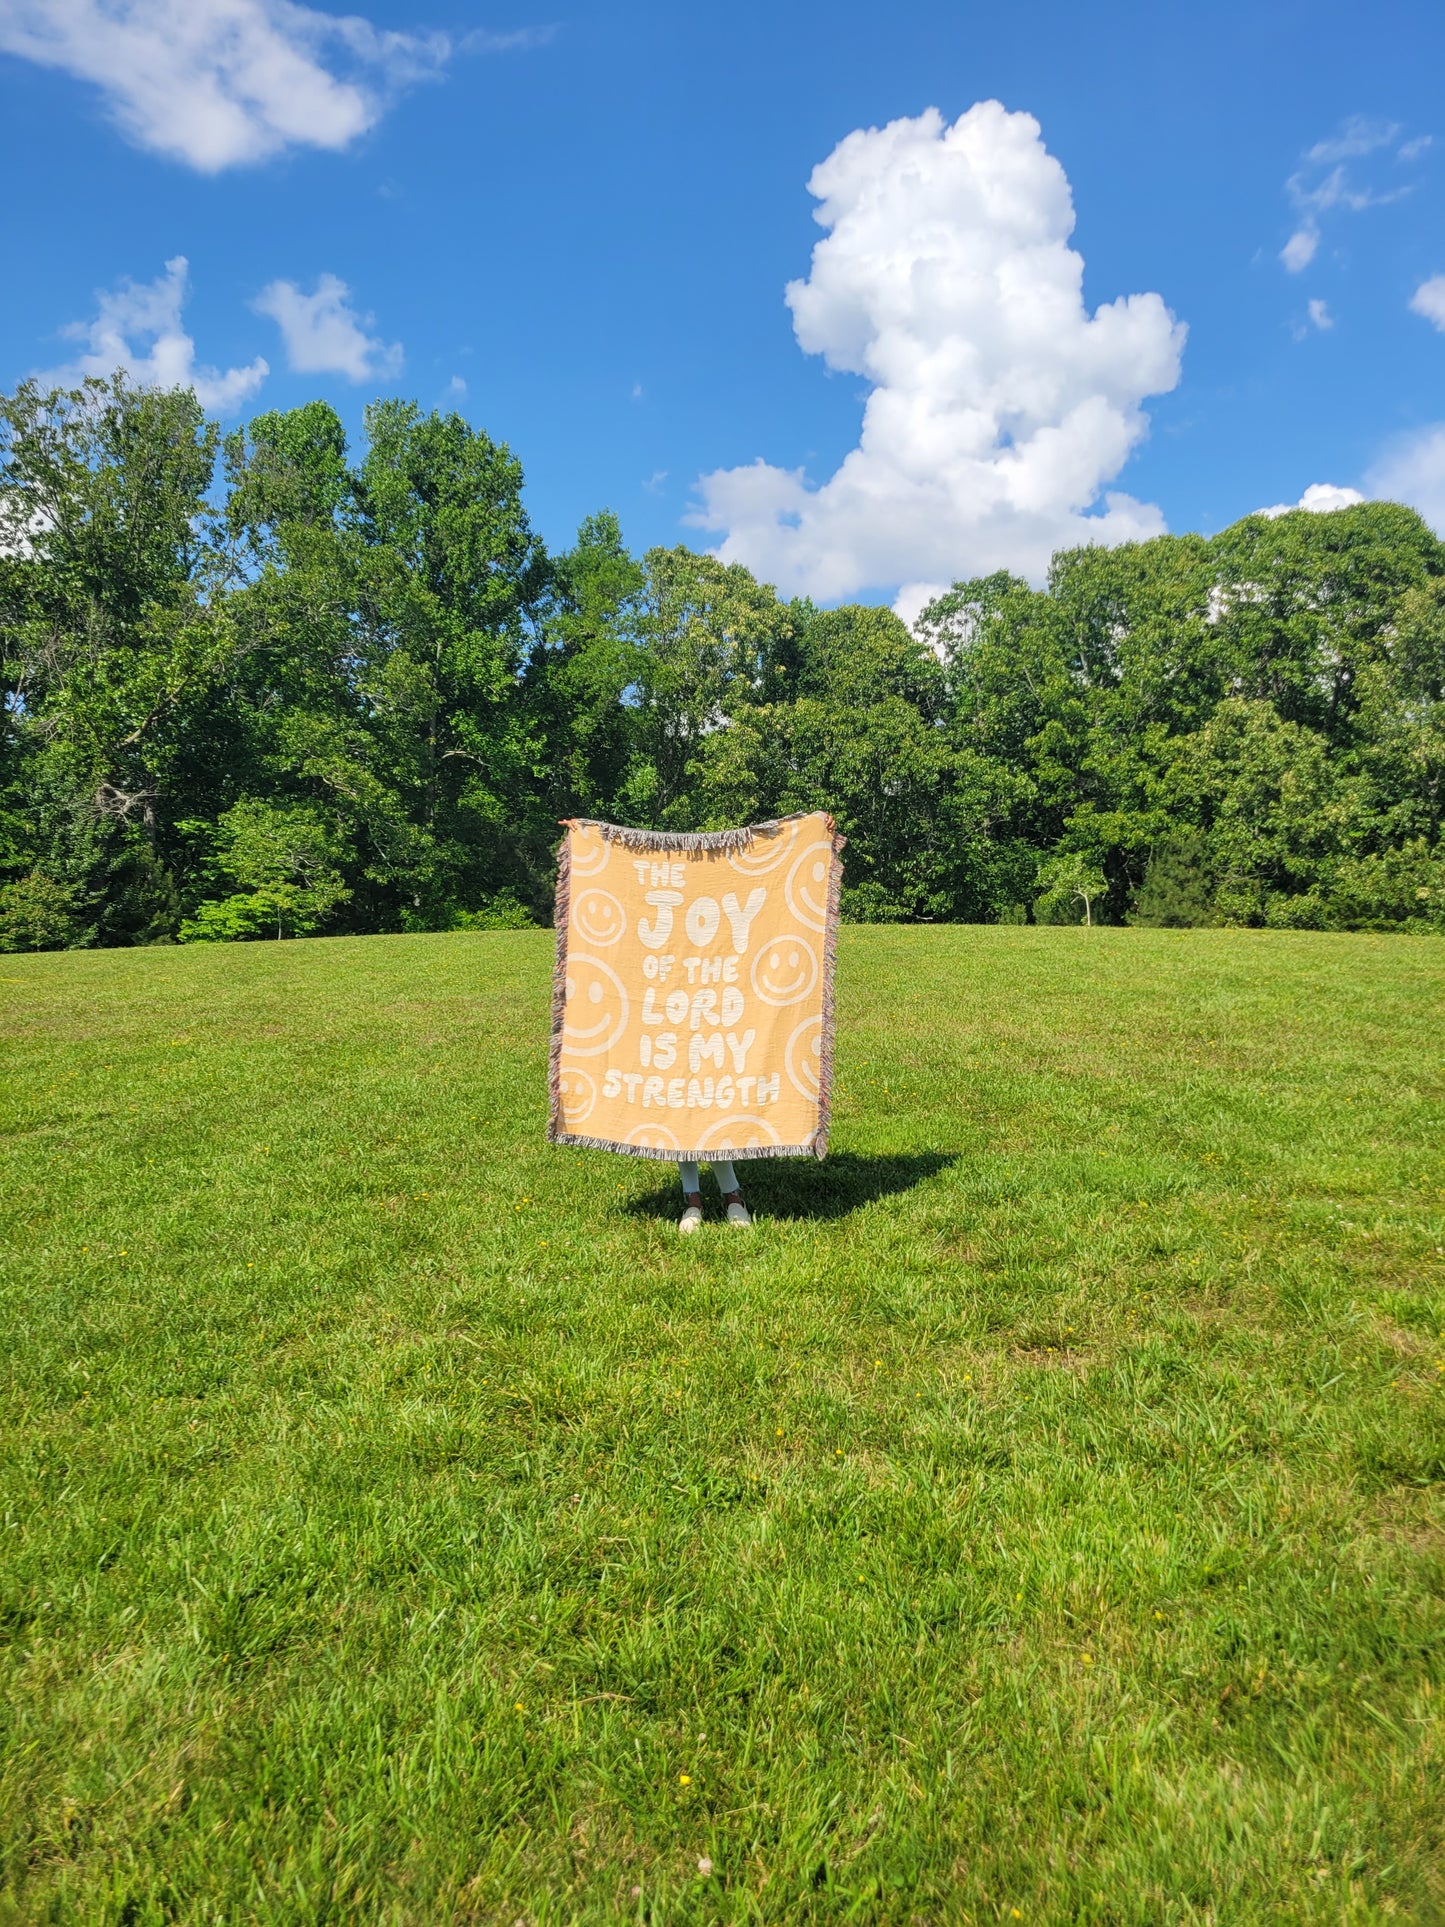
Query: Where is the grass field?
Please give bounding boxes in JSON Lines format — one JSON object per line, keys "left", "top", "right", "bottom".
{"left": 2, "top": 925, "right": 1443, "bottom": 1924}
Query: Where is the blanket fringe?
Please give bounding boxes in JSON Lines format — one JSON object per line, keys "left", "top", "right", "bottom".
{"left": 545, "top": 829, "right": 573, "bottom": 1144}
{"left": 811, "top": 820, "right": 846, "bottom": 1159}
{"left": 549, "top": 1129, "right": 825, "bottom": 1162}
{"left": 564, "top": 814, "right": 821, "bottom": 857}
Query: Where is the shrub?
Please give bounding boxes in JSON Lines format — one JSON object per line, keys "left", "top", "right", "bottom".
{"left": 180, "top": 880, "right": 350, "bottom": 942}
{"left": 1263, "top": 891, "right": 1335, "bottom": 930}
{"left": 1322, "top": 843, "right": 1445, "bottom": 931}
{"left": 0, "top": 874, "right": 85, "bottom": 951}
{"left": 840, "top": 881, "right": 908, "bottom": 923}
{"left": 448, "top": 891, "right": 536, "bottom": 931}
{"left": 1130, "top": 833, "right": 1214, "bottom": 928}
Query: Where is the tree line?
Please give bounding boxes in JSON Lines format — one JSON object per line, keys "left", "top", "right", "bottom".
{"left": 2, "top": 375, "right": 1442, "bottom": 950}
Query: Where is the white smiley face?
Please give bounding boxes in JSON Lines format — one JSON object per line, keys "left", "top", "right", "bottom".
{"left": 785, "top": 1014, "right": 823, "bottom": 1098}
{"left": 573, "top": 887, "right": 626, "bottom": 947}
{"left": 784, "top": 839, "right": 833, "bottom": 933}
{"left": 750, "top": 932, "right": 819, "bottom": 1006}
{"left": 562, "top": 952, "right": 629, "bottom": 1055}
{"left": 568, "top": 826, "right": 612, "bottom": 878}
{"left": 698, "top": 1113, "right": 781, "bottom": 1153}
{"left": 556, "top": 1065, "right": 598, "bottom": 1125}
{"left": 624, "top": 1120, "right": 679, "bottom": 1151}
{"left": 727, "top": 818, "right": 799, "bottom": 877}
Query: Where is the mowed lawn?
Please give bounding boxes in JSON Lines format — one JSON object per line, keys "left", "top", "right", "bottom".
{"left": 2, "top": 927, "right": 1443, "bottom": 1926}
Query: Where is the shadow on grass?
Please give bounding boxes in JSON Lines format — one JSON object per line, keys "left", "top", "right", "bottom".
{"left": 625, "top": 1150, "right": 957, "bottom": 1224}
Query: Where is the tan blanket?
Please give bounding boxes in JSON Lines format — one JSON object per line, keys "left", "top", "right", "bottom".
{"left": 548, "top": 812, "right": 844, "bottom": 1160}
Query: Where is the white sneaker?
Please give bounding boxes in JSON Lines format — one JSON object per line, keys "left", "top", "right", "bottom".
{"left": 679, "top": 1203, "right": 703, "bottom": 1235}
{"left": 725, "top": 1199, "right": 752, "bottom": 1228}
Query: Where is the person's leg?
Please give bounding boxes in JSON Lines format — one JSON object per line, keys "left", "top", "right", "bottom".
{"left": 708, "top": 1157, "right": 752, "bottom": 1228}
{"left": 678, "top": 1160, "right": 703, "bottom": 1235}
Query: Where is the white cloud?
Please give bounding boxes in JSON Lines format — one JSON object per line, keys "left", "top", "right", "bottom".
{"left": 0, "top": 0, "right": 451, "bottom": 171}
{"left": 892, "top": 581, "right": 947, "bottom": 631}
{"left": 1297, "top": 481, "right": 1363, "bottom": 511}
{"left": 1307, "top": 298, "right": 1333, "bottom": 330}
{"left": 1303, "top": 117, "right": 1400, "bottom": 166}
{"left": 1281, "top": 228, "right": 1319, "bottom": 273}
{"left": 1409, "top": 274, "right": 1445, "bottom": 331}
{"left": 692, "top": 102, "right": 1185, "bottom": 604}
{"left": 1279, "top": 116, "right": 1424, "bottom": 273}
{"left": 1257, "top": 482, "right": 1366, "bottom": 518}
{"left": 37, "top": 255, "right": 267, "bottom": 412}
{"left": 253, "top": 273, "right": 400, "bottom": 380}
{"left": 458, "top": 24, "right": 557, "bottom": 54}
{"left": 1368, "top": 426, "right": 1445, "bottom": 534}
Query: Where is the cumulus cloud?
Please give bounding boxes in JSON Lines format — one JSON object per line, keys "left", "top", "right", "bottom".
{"left": 0, "top": 0, "right": 548, "bottom": 172}
{"left": 1409, "top": 274, "right": 1445, "bottom": 331}
{"left": 1257, "top": 482, "right": 1365, "bottom": 518}
{"left": 1368, "top": 426, "right": 1445, "bottom": 534}
{"left": 253, "top": 272, "right": 400, "bottom": 380}
{"left": 692, "top": 101, "right": 1186, "bottom": 607}
{"left": 1279, "top": 115, "right": 1424, "bottom": 273}
{"left": 37, "top": 255, "right": 268, "bottom": 412}
{"left": 1308, "top": 298, "right": 1333, "bottom": 330}
{"left": 891, "top": 581, "right": 949, "bottom": 630}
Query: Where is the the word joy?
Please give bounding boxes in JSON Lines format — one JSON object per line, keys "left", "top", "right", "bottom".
{"left": 636, "top": 884, "right": 767, "bottom": 953}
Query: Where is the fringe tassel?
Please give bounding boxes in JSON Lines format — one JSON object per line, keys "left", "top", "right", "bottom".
{"left": 807, "top": 820, "right": 846, "bottom": 1160}
{"left": 549, "top": 1129, "right": 825, "bottom": 1163}
{"left": 567, "top": 814, "right": 821, "bottom": 857}
{"left": 545, "top": 828, "right": 573, "bottom": 1147}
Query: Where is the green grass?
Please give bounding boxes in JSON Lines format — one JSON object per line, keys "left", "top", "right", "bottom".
{"left": 2, "top": 926, "right": 1444, "bottom": 1925}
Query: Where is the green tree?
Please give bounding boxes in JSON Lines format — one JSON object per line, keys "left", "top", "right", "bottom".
{"left": 347, "top": 401, "right": 551, "bottom": 922}
{"left": 180, "top": 799, "right": 349, "bottom": 941}
{"left": 0, "top": 375, "right": 236, "bottom": 942}
{"left": 1129, "top": 833, "right": 1214, "bottom": 927}
{"left": 620, "top": 547, "right": 797, "bottom": 828}
{"left": 1035, "top": 850, "right": 1108, "bottom": 925}
{"left": 527, "top": 510, "right": 645, "bottom": 825}
{"left": 1164, "top": 698, "right": 1347, "bottom": 922}
{"left": 221, "top": 399, "right": 553, "bottom": 930}
{"left": 1208, "top": 502, "right": 1438, "bottom": 744}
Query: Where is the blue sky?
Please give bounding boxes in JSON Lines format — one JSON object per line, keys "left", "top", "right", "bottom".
{"left": 2, "top": 0, "right": 1443, "bottom": 612}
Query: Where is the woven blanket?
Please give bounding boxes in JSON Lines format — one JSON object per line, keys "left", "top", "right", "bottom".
{"left": 547, "top": 812, "right": 844, "bottom": 1161}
